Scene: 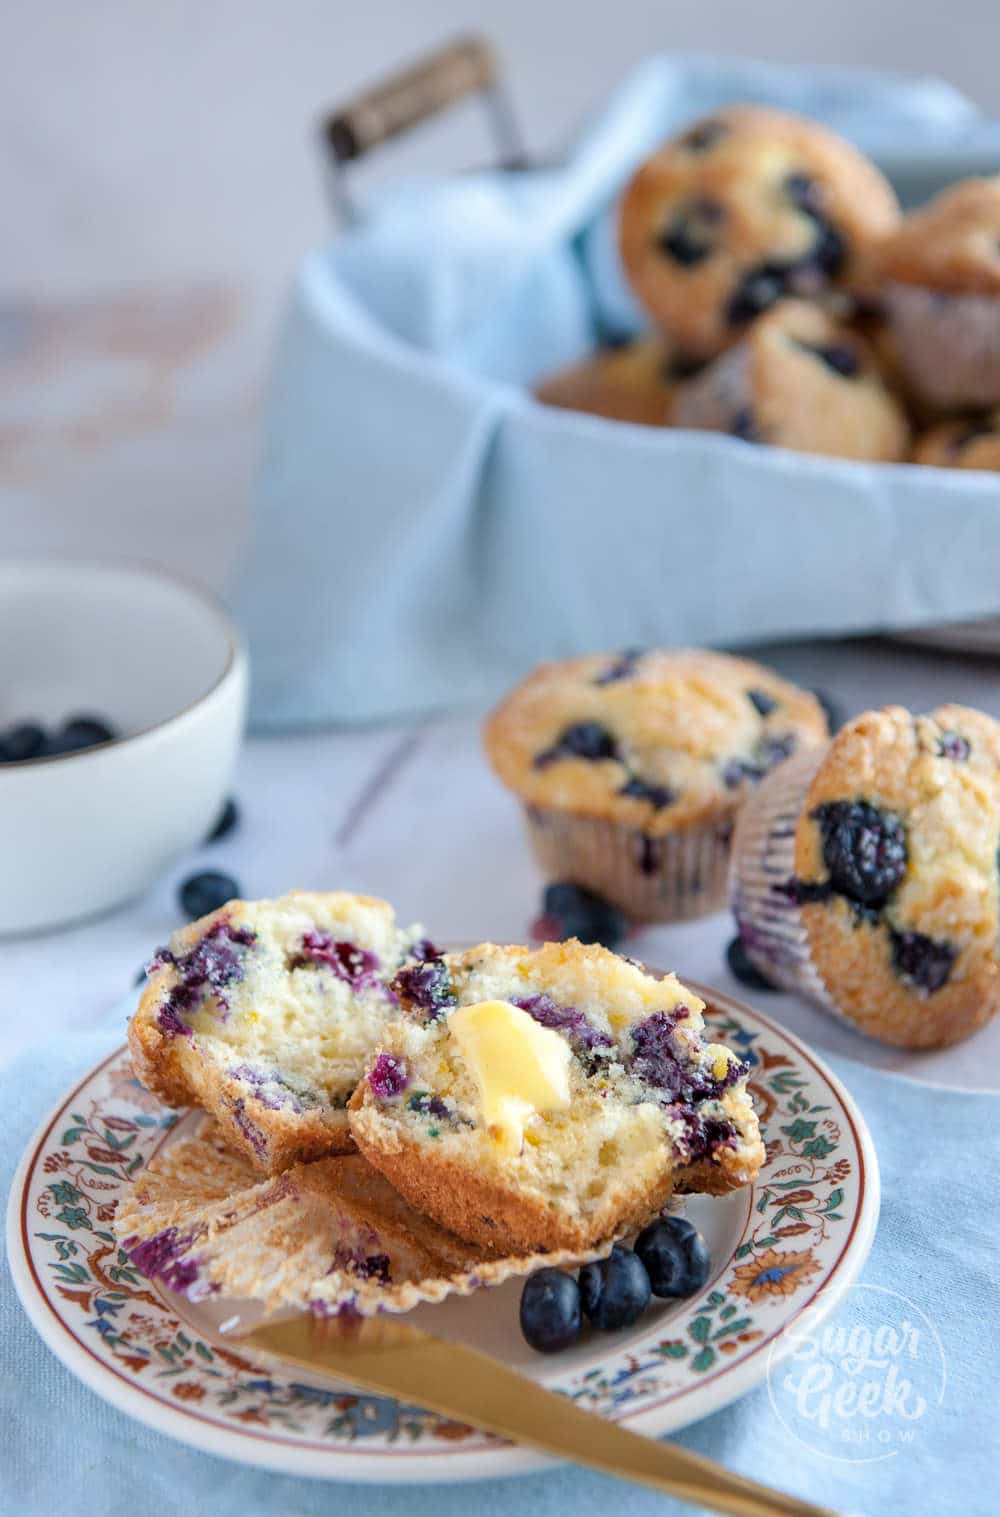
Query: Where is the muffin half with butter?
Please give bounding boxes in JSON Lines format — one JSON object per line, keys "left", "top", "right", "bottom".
{"left": 484, "top": 648, "right": 829, "bottom": 923}
{"left": 348, "top": 941, "right": 763, "bottom": 1255}
{"left": 731, "top": 704, "right": 1000, "bottom": 1047}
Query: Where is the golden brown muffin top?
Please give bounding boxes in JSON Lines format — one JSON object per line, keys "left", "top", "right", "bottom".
{"left": 792, "top": 704, "right": 1000, "bottom": 1047}
{"left": 618, "top": 104, "right": 900, "bottom": 358}
{"left": 914, "top": 410, "right": 1000, "bottom": 471}
{"left": 533, "top": 334, "right": 684, "bottom": 427}
{"left": 879, "top": 177, "right": 1000, "bottom": 295}
{"left": 485, "top": 648, "right": 829, "bottom": 834}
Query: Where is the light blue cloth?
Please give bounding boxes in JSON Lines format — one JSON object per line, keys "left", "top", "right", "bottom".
{"left": 3, "top": 1003, "right": 998, "bottom": 1516}
{"left": 233, "top": 57, "right": 1000, "bottom": 729}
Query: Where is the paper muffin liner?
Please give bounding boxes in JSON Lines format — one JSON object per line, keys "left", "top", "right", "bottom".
{"left": 727, "top": 746, "right": 852, "bottom": 1025}
{"left": 885, "top": 281, "right": 1000, "bottom": 408}
{"left": 115, "top": 1120, "right": 607, "bottom": 1318}
{"left": 524, "top": 805, "right": 733, "bottom": 922}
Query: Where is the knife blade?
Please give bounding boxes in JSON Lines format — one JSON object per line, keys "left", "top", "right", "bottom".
{"left": 234, "top": 1315, "right": 844, "bottom": 1517}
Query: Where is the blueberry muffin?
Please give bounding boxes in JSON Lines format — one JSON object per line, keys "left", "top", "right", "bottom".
{"left": 116, "top": 1119, "right": 595, "bottom": 1316}
{"left": 348, "top": 942, "right": 763, "bottom": 1253}
{"left": 880, "top": 177, "right": 1000, "bottom": 407}
{"left": 129, "top": 891, "right": 433, "bottom": 1171}
{"left": 484, "top": 649, "right": 829, "bottom": 922}
{"left": 731, "top": 705, "right": 1000, "bottom": 1048}
{"left": 533, "top": 334, "right": 698, "bottom": 426}
{"left": 914, "top": 410, "right": 1000, "bottom": 471}
{"left": 618, "top": 105, "right": 900, "bottom": 360}
{"left": 671, "top": 299, "right": 910, "bottom": 461}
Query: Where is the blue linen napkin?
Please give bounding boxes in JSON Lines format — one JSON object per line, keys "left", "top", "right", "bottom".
{"left": 4, "top": 1004, "right": 997, "bottom": 1516}
{"left": 232, "top": 56, "right": 1000, "bottom": 730}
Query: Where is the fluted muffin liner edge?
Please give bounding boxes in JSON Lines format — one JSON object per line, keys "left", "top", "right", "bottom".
{"left": 524, "top": 805, "right": 733, "bottom": 923}
{"left": 727, "top": 745, "right": 855, "bottom": 1026}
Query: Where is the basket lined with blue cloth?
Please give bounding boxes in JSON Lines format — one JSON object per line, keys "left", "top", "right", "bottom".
{"left": 234, "top": 57, "right": 1000, "bottom": 728}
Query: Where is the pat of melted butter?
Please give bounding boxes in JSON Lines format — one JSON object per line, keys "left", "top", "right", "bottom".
{"left": 447, "top": 1000, "right": 571, "bottom": 1155}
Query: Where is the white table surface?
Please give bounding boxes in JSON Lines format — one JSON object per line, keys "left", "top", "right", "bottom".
{"left": 3, "top": 634, "right": 999, "bottom": 1092}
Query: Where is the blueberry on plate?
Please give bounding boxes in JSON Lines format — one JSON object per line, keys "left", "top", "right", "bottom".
{"left": 179, "top": 870, "right": 241, "bottom": 922}
{"left": 45, "top": 714, "right": 118, "bottom": 755}
{"left": 635, "top": 1216, "right": 712, "bottom": 1298}
{"left": 519, "top": 1268, "right": 582, "bottom": 1353}
{"left": 579, "top": 1244, "right": 651, "bottom": 1331}
{"left": 726, "top": 936, "right": 779, "bottom": 993}
{"left": 206, "top": 796, "right": 240, "bottom": 843}
{"left": 537, "top": 882, "right": 627, "bottom": 950}
{"left": 0, "top": 722, "right": 46, "bottom": 763}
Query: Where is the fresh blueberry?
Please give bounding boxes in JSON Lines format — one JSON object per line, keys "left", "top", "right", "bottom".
{"left": 634, "top": 1216, "right": 712, "bottom": 1298}
{"left": 0, "top": 721, "right": 46, "bottom": 762}
{"left": 811, "top": 801, "right": 907, "bottom": 907}
{"left": 206, "top": 796, "right": 240, "bottom": 842}
{"left": 726, "top": 936, "right": 779, "bottom": 992}
{"left": 657, "top": 197, "right": 723, "bottom": 267}
{"left": 889, "top": 929, "right": 957, "bottom": 994}
{"left": 390, "top": 957, "right": 456, "bottom": 1016}
{"left": 539, "top": 882, "right": 626, "bottom": 949}
{"left": 179, "top": 870, "right": 241, "bottom": 922}
{"left": 579, "top": 1245, "right": 651, "bottom": 1330}
{"left": 746, "top": 689, "right": 777, "bottom": 717}
{"left": 519, "top": 1269, "right": 582, "bottom": 1353}
{"left": 536, "top": 722, "right": 619, "bottom": 768}
{"left": 45, "top": 715, "right": 117, "bottom": 756}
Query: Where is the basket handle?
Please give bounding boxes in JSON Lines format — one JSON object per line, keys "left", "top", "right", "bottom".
{"left": 319, "top": 34, "right": 526, "bottom": 221}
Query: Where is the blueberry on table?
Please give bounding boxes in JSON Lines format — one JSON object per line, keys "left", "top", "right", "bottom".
{"left": 206, "top": 796, "right": 240, "bottom": 843}
{"left": 635, "top": 1216, "right": 712, "bottom": 1299}
{"left": 0, "top": 722, "right": 46, "bottom": 762}
{"left": 519, "top": 1269, "right": 582, "bottom": 1353}
{"left": 539, "top": 882, "right": 627, "bottom": 950}
{"left": 45, "top": 714, "right": 118, "bottom": 756}
{"left": 179, "top": 870, "right": 241, "bottom": 922}
{"left": 579, "top": 1244, "right": 651, "bottom": 1331}
{"left": 726, "top": 936, "right": 779, "bottom": 993}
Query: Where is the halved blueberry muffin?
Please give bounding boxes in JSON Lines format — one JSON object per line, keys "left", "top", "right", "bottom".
{"left": 129, "top": 891, "right": 433, "bottom": 1172}
{"left": 671, "top": 299, "right": 910, "bottom": 461}
{"left": 348, "top": 942, "right": 764, "bottom": 1254}
{"left": 618, "top": 104, "right": 899, "bottom": 359}
{"left": 484, "top": 648, "right": 828, "bottom": 921}
{"left": 731, "top": 705, "right": 1000, "bottom": 1047}
{"left": 115, "top": 1120, "right": 596, "bottom": 1316}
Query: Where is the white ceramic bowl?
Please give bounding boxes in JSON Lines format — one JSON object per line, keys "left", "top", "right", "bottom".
{"left": 0, "top": 557, "right": 247, "bottom": 935}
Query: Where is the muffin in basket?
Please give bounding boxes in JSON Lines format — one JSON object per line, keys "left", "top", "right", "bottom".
{"left": 730, "top": 705, "right": 1000, "bottom": 1048}
{"left": 914, "top": 410, "right": 1000, "bottom": 471}
{"left": 618, "top": 104, "right": 899, "bottom": 359}
{"left": 129, "top": 890, "right": 433, "bottom": 1171}
{"left": 484, "top": 648, "right": 828, "bottom": 922}
{"left": 671, "top": 299, "right": 910, "bottom": 461}
{"left": 879, "top": 177, "right": 1000, "bottom": 409}
{"left": 533, "top": 333, "right": 698, "bottom": 426}
{"left": 349, "top": 941, "right": 763, "bottom": 1254}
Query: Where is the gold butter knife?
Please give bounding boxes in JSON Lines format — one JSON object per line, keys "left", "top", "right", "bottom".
{"left": 234, "top": 1315, "right": 843, "bottom": 1517}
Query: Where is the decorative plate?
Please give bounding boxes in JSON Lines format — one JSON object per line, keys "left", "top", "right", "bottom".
{"left": 7, "top": 982, "right": 879, "bottom": 1483}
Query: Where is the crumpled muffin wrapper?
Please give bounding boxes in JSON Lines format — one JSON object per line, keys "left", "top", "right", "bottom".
{"left": 728, "top": 746, "right": 851, "bottom": 1025}
{"left": 524, "top": 804, "right": 733, "bottom": 923}
{"left": 114, "top": 1120, "right": 607, "bottom": 1317}
{"left": 885, "top": 281, "right": 1000, "bottom": 408}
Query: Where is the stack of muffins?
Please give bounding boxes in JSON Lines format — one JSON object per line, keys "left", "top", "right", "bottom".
{"left": 535, "top": 104, "right": 1000, "bottom": 471}
{"left": 486, "top": 648, "right": 1000, "bottom": 1052}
